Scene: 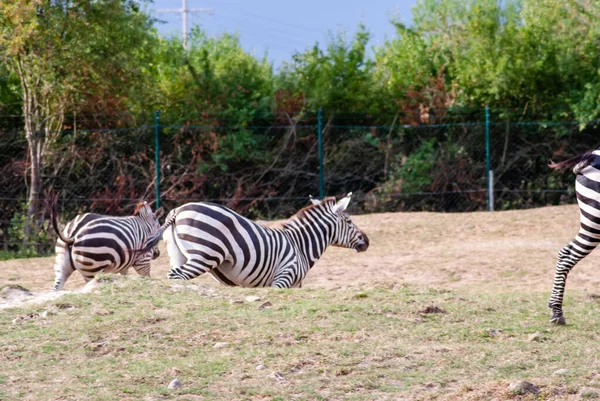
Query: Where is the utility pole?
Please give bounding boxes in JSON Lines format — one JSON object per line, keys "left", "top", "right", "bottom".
{"left": 157, "top": 0, "right": 215, "bottom": 50}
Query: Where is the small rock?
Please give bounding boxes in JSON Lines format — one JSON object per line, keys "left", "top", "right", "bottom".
{"left": 259, "top": 301, "right": 272, "bottom": 309}
{"left": 420, "top": 305, "right": 446, "bottom": 314}
{"left": 168, "top": 378, "right": 181, "bottom": 390}
{"left": 508, "top": 381, "right": 540, "bottom": 395}
{"left": 485, "top": 328, "right": 502, "bottom": 337}
{"left": 553, "top": 368, "right": 569, "bottom": 376}
{"left": 270, "top": 372, "right": 284, "bottom": 381}
{"left": 230, "top": 299, "right": 243, "bottom": 304}
{"left": 213, "top": 342, "right": 229, "bottom": 349}
{"left": 245, "top": 296, "right": 261, "bottom": 302}
{"left": 11, "top": 313, "right": 39, "bottom": 324}
{"left": 256, "top": 364, "right": 266, "bottom": 371}
{"left": 528, "top": 332, "right": 541, "bottom": 342}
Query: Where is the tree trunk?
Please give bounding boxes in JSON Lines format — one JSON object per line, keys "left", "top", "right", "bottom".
{"left": 23, "top": 132, "right": 42, "bottom": 245}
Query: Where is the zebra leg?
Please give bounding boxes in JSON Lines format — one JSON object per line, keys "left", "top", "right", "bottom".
{"left": 52, "top": 244, "right": 75, "bottom": 291}
{"left": 163, "top": 223, "right": 187, "bottom": 269}
{"left": 271, "top": 264, "right": 300, "bottom": 289}
{"left": 548, "top": 231, "right": 600, "bottom": 325}
{"left": 167, "top": 255, "right": 222, "bottom": 280}
{"left": 164, "top": 223, "right": 223, "bottom": 281}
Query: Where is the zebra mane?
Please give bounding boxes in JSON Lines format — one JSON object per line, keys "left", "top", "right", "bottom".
{"left": 281, "top": 197, "right": 337, "bottom": 229}
{"left": 133, "top": 202, "right": 149, "bottom": 216}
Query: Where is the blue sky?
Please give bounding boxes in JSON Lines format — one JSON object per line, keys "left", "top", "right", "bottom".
{"left": 148, "top": 0, "right": 418, "bottom": 69}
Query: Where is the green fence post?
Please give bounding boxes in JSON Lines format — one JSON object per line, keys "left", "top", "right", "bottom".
{"left": 318, "top": 108, "right": 324, "bottom": 199}
{"left": 154, "top": 110, "right": 160, "bottom": 209}
{"left": 485, "top": 106, "right": 492, "bottom": 211}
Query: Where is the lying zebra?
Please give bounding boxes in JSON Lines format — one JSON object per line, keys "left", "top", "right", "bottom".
{"left": 163, "top": 193, "right": 369, "bottom": 288}
{"left": 51, "top": 201, "right": 171, "bottom": 291}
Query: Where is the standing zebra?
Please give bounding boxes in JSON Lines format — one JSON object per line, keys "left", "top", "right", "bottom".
{"left": 548, "top": 149, "right": 600, "bottom": 324}
{"left": 163, "top": 193, "right": 369, "bottom": 288}
{"left": 51, "top": 201, "right": 170, "bottom": 291}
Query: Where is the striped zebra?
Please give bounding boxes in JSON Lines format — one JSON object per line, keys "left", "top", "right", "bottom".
{"left": 163, "top": 193, "right": 369, "bottom": 288}
{"left": 548, "top": 149, "right": 600, "bottom": 324}
{"left": 51, "top": 201, "right": 171, "bottom": 291}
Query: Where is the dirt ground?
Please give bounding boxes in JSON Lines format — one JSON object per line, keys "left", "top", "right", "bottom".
{"left": 1, "top": 204, "right": 598, "bottom": 298}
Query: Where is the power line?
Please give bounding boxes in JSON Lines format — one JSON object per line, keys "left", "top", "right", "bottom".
{"left": 156, "top": 0, "right": 215, "bottom": 50}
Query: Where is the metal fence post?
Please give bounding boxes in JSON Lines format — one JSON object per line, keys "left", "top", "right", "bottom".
{"left": 485, "top": 106, "right": 493, "bottom": 211}
{"left": 154, "top": 110, "right": 161, "bottom": 209}
{"left": 318, "top": 108, "right": 324, "bottom": 199}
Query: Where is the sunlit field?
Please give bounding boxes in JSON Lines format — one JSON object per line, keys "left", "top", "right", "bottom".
{"left": 3, "top": 205, "right": 600, "bottom": 400}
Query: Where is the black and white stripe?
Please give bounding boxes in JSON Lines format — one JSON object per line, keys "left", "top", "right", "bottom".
{"left": 548, "top": 149, "right": 600, "bottom": 324}
{"left": 51, "top": 202, "right": 166, "bottom": 291}
{"left": 164, "top": 193, "right": 369, "bottom": 288}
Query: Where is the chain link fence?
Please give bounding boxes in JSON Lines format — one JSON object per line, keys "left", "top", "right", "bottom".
{"left": 0, "top": 109, "right": 595, "bottom": 255}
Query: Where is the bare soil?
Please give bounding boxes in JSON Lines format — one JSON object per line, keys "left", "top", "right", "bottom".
{"left": 1, "top": 204, "right": 595, "bottom": 298}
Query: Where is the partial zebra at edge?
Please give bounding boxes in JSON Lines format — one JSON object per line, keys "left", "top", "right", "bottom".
{"left": 548, "top": 147, "right": 600, "bottom": 325}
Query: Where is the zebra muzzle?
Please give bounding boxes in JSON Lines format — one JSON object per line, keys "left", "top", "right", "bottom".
{"left": 355, "top": 234, "right": 369, "bottom": 252}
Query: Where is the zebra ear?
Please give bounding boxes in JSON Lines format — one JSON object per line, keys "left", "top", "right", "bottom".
{"left": 309, "top": 195, "right": 321, "bottom": 206}
{"left": 333, "top": 192, "right": 352, "bottom": 214}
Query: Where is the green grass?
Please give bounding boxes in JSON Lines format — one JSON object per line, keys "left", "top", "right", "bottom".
{"left": 0, "top": 249, "right": 50, "bottom": 261}
{"left": 2, "top": 277, "right": 600, "bottom": 400}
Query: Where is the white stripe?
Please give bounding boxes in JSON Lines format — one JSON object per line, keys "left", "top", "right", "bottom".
{"left": 581, "top": 166, "right": 600, "bottom": 182}
{"left": 579, "top": 213, "right": 600, "bottom": 230}
{"left": 577, "top": 198, "right": 600, "bottom": 219}
{"left": 580, "top": 227, "right": 600, "bottom": 240}
{"left": 575, "top": 235, "right": 600, "bottom": 247}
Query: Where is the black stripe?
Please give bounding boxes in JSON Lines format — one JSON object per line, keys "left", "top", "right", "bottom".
{"left": 211, "top": 268, "right": 237, "bottom": 286}
{"left": 178, "top": 218, "right": 236, "bottom": 264}
{"left": 580, "top": 219, "right": 600, "bottom": 235}
{"left": 572, "top": 239, "right": 597, "bottom": 252}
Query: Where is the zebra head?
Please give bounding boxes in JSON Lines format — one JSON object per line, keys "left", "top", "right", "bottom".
{"left": 134, "top": 201, "right": 162, "bottom": 259}
{"left": 328, "top": 193, "right": 369, "bottom": 253}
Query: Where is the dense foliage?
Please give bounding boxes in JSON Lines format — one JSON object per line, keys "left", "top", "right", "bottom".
{"left": 0, "top": 0, "right": 599, "bottom": 252}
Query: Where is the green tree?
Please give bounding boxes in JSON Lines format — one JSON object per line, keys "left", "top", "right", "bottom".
{"left": 0, "top": 0, "right": 156, "bottom": 241}
{"left": 147, "top": 29, "right": 274, "bottom": 125}
{"left": 277, "top": 24, "right": 376, "bottom": 115}
{"left": 377, "top": 0, "right": 600, "bottom": 122}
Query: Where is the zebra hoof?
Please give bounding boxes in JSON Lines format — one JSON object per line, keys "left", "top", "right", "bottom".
{"left": 550, "top": 315, "right": 566, "bottom": 326}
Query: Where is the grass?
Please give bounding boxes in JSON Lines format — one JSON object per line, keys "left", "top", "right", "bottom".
{"left": 3, "top": 276, "right": 600, "bottom": 400}
{"left": 0, "top": 249, "right": 49, "bottom": 261}
{"left": 3, "top": 204, "right": 600, "bottom": 400}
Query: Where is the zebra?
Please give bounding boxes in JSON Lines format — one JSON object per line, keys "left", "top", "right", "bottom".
{"left": 547, "top": 148, "right": 600, "bottom": 324}
{"left": 163, "top": 193, "right": 369, "bottom": 288}
{"left": 51, "top": 201, "right": 172, "bottom": 291}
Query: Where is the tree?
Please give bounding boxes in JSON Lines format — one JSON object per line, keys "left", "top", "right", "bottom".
{"left": 0, "top": 0, "right": 156, "bottom": 242}
{"left": 277, "top": 24, "right": 376, "bottom": 116}
{"left": 147, "top": 29, "right": 274, "bottom": 126}
{"left": 378, "top": 0, "right": 600, "bottom": 121}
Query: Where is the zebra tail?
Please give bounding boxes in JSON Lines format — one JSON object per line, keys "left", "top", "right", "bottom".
{"left": 130, "top": 211, "right": 178, "bottom": 256}
{"left": 548, "top": 150, "right": 596, "bottom": 174}
{"left": 49, "top": 192, "right": 74, "bottom": 245}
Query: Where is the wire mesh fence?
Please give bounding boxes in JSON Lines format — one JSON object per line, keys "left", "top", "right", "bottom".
{"left": 0, "top": 108, "right": 595, "bottom": 254}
